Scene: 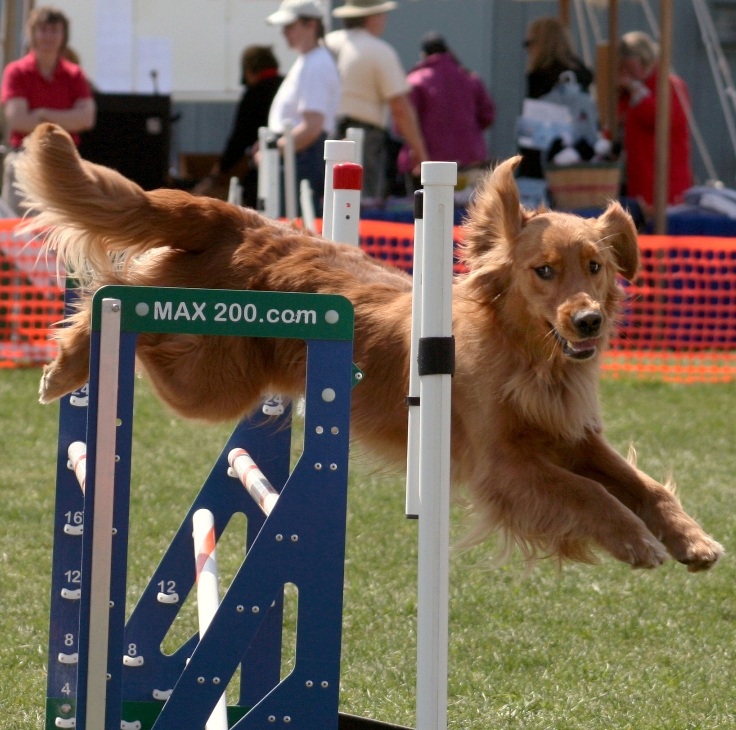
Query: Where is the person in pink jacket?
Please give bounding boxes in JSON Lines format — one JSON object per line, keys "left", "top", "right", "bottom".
{"left": 398, "top": 33, "right": 495, "bottom": 185}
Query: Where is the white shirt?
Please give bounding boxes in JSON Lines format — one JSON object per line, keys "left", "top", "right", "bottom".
{"left": 268, "top": 45, "right": 340, "bottom": 135}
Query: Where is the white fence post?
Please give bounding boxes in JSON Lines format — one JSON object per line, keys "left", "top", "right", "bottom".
{"left": 415, "top": 161, "right": 457, "bottom": 730}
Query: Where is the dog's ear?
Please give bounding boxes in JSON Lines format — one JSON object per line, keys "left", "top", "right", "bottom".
{"left": 460, "top": 156, "right": 533, "bottom": 270}
{"left": 595, "top": 201, "right": 640, "bottom": 281}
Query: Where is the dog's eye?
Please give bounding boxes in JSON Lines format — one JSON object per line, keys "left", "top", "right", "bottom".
{"left": 589, "top": 261, "right": 602, "bottom": 274}
{"left": 534, "top": 265, "right": 554, "bottom": 280}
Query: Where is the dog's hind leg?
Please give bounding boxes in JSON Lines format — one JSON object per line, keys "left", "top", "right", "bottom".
{"left": 573, "top": 434, "right": 724, "bottom": 572}
{"left": 40, "top": 309, "right": 92, "bottom": 403}
{"left": 134, "top": 334, "right": 290, "bottom": 423}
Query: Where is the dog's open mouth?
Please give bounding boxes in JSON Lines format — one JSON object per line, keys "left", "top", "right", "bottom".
{"left": 551, "top": 328, "right": 599, "bottom": 360}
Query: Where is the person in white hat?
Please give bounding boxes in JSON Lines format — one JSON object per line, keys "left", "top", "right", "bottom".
{"left": 326, "top": 0, "right": 427, "bottom": 206}
{"left": 264, "top": 0, "right": 340, "bottom": 214}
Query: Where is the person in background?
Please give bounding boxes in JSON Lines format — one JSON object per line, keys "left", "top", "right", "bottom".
{"left": 326, "top": 0, "right": 428, "bottom": 206}
{"left": 194, "top": 45, "right": 283, "bottom": 208}
{"left": 398, "top": 32, "right": 495, "bottom": 189}
{"left": 264, "top": 0, "right": 340, "bottom": 215}
{"left": 524, "top": 16, "right": 593, "bottom": 99}
{"left": 617, "top": 30, "right": 692, "bottom": 207}
{"left": 518, "top": 16, "right": 594, "bottom": 178}
{"left": 1, "top": 6, "right": 95, "bottom": 214}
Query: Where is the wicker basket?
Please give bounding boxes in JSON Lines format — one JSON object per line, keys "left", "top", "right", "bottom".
{"left": 544, "top": 163, "right": 621, "bottom": 209}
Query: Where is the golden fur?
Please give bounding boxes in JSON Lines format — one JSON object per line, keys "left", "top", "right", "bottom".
{"left": 17, "top": 123, "right": 723, "bottom": 571}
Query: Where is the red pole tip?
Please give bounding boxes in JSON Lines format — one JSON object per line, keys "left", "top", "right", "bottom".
{"left": 333, "top": 162, "right": 363, "bottom": 190}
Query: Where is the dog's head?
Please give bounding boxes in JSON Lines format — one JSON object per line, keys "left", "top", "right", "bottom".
{"left": 460, "top": 157, "right": 639, "bottom": 362}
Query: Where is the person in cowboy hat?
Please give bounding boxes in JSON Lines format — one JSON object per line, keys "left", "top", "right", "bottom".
{"left": 326, "top": 0, "right": 427, "bottom": 206}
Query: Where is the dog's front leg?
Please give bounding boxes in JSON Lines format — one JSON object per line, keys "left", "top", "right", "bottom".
{"left": 467, "top": 451, "right": 669, "bottom": 568}
{"left": 573, "top": 433, "right": 724, "bottom": 571}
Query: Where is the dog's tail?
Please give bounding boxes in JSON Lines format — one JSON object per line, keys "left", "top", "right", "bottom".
{"left": 15, "top": 123, "right": 247, "bottom": 286}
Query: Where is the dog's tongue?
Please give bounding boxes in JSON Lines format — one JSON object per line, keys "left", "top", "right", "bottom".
{"left": 567, "top": 338, "right": 597, "bottom": 354}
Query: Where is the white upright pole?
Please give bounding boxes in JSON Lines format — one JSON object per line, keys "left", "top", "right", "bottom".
{"left": 405, "top": 190, "right": 424, "bottom": 519}
{"left": 300, "top": 179, "right": 316, "bottom": 233}
{"left": 283, "top": 122, "right": 298, "bottom": 220}
{"left": 345, "top": 126, "right": 365, "bottom": 170}
{"left": 192, "top": 509, "right": 229, "bottom": 730}
{"left": 227, "top": 177, "right": 242, "bottom": 206}
{"left": 416, "top": 161, "right": 456, "bottom": 730}
{"left": 322, "top": 140, "right": 355, "bottom": 240}
{"left": 85, "top": 298, "right": 122, "bottom": 730}
{"left": 263, "top": 135, "right": 281, "bottom": 220}
{"left": 331, "top": 162, "right": 362, "bottom": 246}
{"left": 257, "top": 126, "right": 271, "bottom": 214}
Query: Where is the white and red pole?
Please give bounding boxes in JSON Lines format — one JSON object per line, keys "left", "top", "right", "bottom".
{"left": 192, "top": 508, "right": 229, "bottom": 730}
{"left": 227, "top": 448, "right": 280, "bottom": 516}
{"left": 331, "top": 162, "right": 362, "bottom": 247}
{"left": 68, "top": 440, "right": 88, "bottom": 494}
{"left": 322, "top": 140, "right": 355, "bottom": 240}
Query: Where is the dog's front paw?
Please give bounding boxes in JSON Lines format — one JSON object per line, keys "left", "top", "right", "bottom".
{"left": 676, "top": 534, "right": 724, "bottom": 573}
{"left": 620, "top": 533, "right": 669, "bottom": 569}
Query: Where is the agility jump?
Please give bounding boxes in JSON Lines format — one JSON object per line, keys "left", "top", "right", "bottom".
{"left": 46, "top": 285, "right": 357, "bottom": 730}
{"left": 44, "top": 152, "right": 457, "bottom": 730}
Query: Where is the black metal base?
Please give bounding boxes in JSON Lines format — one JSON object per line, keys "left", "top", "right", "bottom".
{"left": 339, "top": 712, "right": 414, "bottom": 729}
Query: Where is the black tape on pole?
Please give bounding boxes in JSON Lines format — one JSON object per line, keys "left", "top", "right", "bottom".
{"left": 414, "top": 189, "right": 424, "bottom": 220}
{"left": 417, "top": 336, "right": 455, "bottom": 376}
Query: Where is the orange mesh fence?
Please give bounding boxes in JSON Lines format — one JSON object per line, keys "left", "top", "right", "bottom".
{"left": 358, "top": 219, "right": 467, "bottom": 275}
{"left": 357, "top": 222, "right": 736, "bottom": 383}
{"left": 3, "top": 216, "right": 736, "bottom": 383}
{"left": 0, "top": 219, "right": 64, "bottom": 368}
{"left": 605, "top": 236, "right": 736, "bottom": 383}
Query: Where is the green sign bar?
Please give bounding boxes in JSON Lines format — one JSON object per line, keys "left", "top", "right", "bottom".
{"left": 91, "top": 286, "right": 355, "bottom": 341}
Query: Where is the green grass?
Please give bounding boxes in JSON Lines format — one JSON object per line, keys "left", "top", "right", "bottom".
{"left": 1, "top": 369, "right": 735, "bottom": 729}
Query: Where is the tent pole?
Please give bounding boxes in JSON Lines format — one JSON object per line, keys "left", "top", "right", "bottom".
{"left": 607, "top": 0, "right": 619, "bottom": 139}
{"left": 654, "top": 0, "right": 673, "bottom": 234}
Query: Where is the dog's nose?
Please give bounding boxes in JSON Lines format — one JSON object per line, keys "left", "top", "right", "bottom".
{"left": 573, "top": 310, "right": 602, "bottom": 337}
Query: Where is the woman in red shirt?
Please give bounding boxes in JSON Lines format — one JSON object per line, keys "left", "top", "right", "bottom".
{"left": 617, "top": 31, "right": 692, "bottom": 208}
{"left": 1, "top": 7, "right": 95, "bottom": 213}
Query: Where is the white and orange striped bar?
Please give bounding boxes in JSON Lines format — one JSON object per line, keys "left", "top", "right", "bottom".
{"left": 192, "top": 508, "right": 229, "bottom": 730}
{"left": 67, "top": 440, "right": 87, "bottom": 493}
{"left": 227, "top": 448, "right": 280, "bottom": 516}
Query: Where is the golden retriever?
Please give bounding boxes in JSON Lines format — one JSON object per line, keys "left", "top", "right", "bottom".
{"left": 17, "top": 123, "right": 723, "bottom": 571}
